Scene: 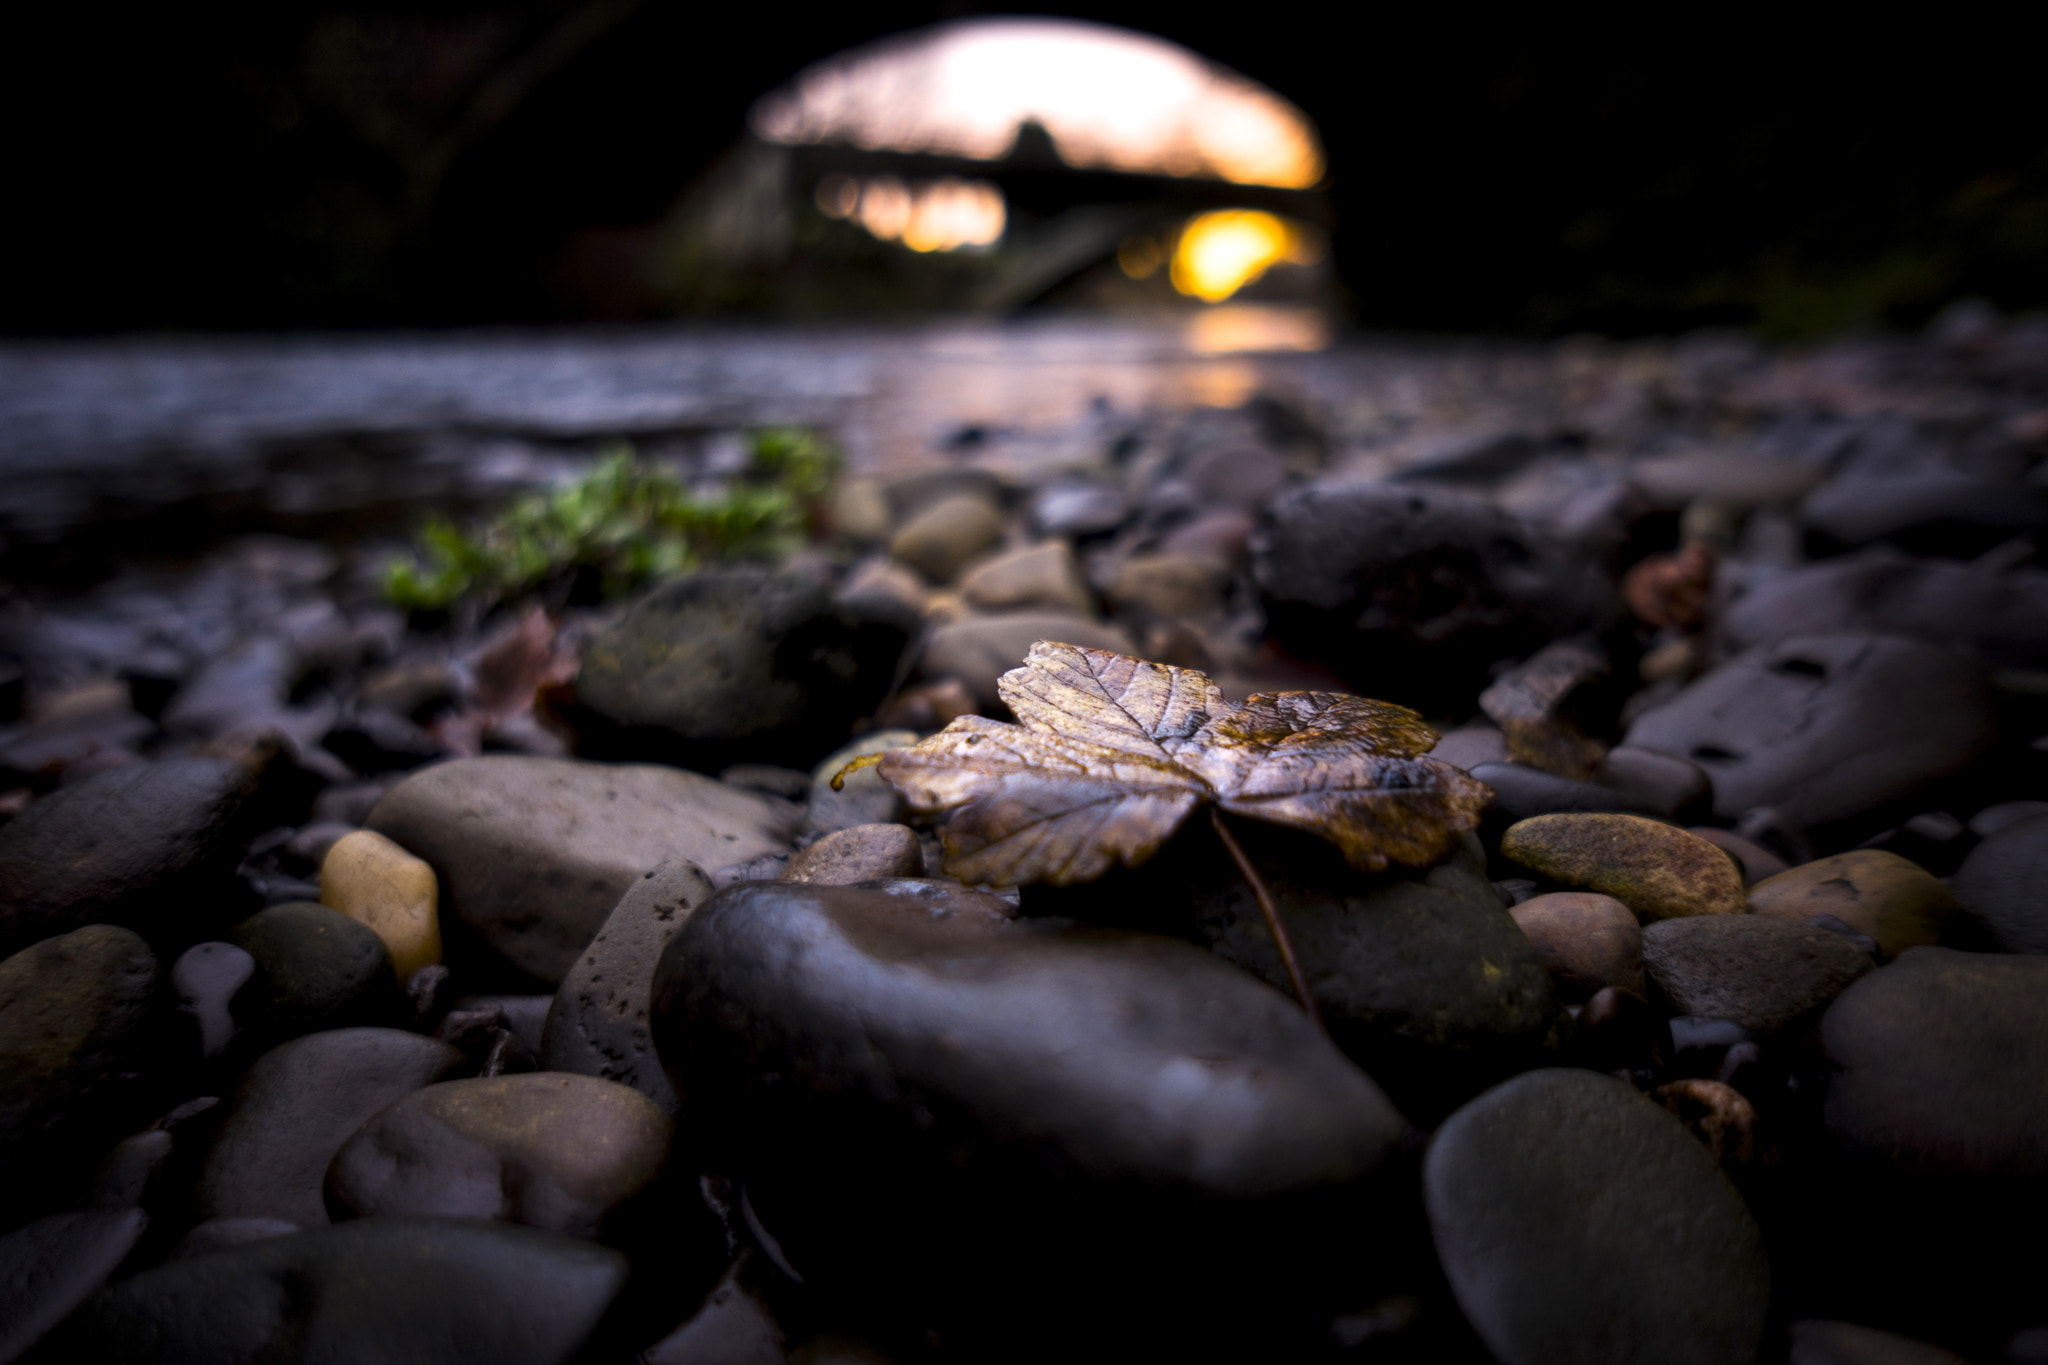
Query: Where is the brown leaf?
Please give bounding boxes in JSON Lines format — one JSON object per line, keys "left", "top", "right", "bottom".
{"left": 875, "top": 641, "right": 1491, "bottom": 887}
{"left": 1185, "top": 691, "right": 1489, "bottom": 872}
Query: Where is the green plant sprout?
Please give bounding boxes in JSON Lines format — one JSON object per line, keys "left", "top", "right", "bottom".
{"left": 383, "top": 428, "right": 839, "bottom": 611}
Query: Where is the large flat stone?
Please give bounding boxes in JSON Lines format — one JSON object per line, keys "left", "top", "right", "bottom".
{"left": 368, "top": 756, "right": 795, "bottom": 984}
{"left": 1425, "top": 1068, "right": 1770, "bottom": 1365}
{"left": 652, "top": 878, "right": 1406, "bottom": 1337}
{"left": 0, "top": 757, "right": 259, "bottom": 957}
{"left": 1623, "top": 634, "right": 1996, "bottom": 829}
{"left": 56, "top": 1217, "right": 628, "bottom": 1365}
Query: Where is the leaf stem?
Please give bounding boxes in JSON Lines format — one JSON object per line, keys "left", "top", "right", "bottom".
{"left": 1209, "top": 807, "right": 1323, "bottom": 1029}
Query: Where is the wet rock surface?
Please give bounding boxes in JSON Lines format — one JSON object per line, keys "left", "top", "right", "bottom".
{"left": 1425, "top": 1069, "right": 1770, "bottom": 1365}
{"left": 194, "top": 1026, "right": 463, "bottom": 1227}
{"left": 1820, "top": 950, "right": 2048, "bottom": 1189}
{"left": 225, "top": 901, "right": 402, "bottom": 1048}
{"left": 1642, "top": 914, "right": 1874, "bottom": 1037}
{"left": 653, "top": 878, "right": 1408, "bottom": 1336}
{"left": 1510, "top": 892, "right": 1646, "bottom": 1000}
{"left": 0, "top": 926, "right": 166, "bottom": 1223}
{"left": 1747, "top": 850, "right": 1960, "bottom": 957}
{"left": 1812, "top": 950, "right": 2048, "bottom": 1339}
{"left": 575, "top": 569, "right": 910, "bottom": 768}
{"left": 326, "top": 1073, "right": 671, "bottom": 1236}
{"left": 0, "top": 1207, "right": 147, "bottom": 1364}
{"left": 1253, "top": 481, "right": 1613, "bottom": 709}
{"left": 56, "top": 1217, "right": 630, "bottom": 1365}
{"left": 1623, "top": 634, "right": 1997, "bottom": 830}
{"left": 367, "top": 756, "right": 794, "bottom": 985}
{"left": 0, "top": 758, "right": 258, "bottom": 957}
{"left": 1949, "top": 812, "right": 2048, "bottom": 953}
{"left": 539, "top": 858, "right": 713, "bottom": 1114}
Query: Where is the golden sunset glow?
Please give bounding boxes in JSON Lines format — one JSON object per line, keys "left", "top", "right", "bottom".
{"left": 1169, "top": 210, "right": 1320, "bottom": 302}
{"left": 816, "top": 174, "right": 1007, "bottom": 252}
{"left": 754, "top": 19, "right": 1324, "bottom": 189}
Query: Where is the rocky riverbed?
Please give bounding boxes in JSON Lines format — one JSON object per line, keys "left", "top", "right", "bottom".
{"left": 3, "top": 313, "right": 2048, "bottom": 1363}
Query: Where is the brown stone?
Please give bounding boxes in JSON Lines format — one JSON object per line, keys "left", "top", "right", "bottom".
{"left": 1653, "top": 1079, "right": 1757, "bottom": 1170}
{"left": 1501, "top": 813, "right": 1747, "bottom": 921}
{"left": 890, "top": 493, "right": 1005, "bottom": 583}
{"left": 1747, "top": 850, "right": 1959, "bottom": 958}
{"left": 784, "top": 825, "right": 923, "bottom": 885}
{"left": 959, "top": 542, "right": 1095, "bottom": 615}
{"left": 1479, "top": 641, "right": 1610, "bottom": 780}
{"left": 1102, "top": 553, "right": 1231, "bottom": 619}
{"left": 1510, "top": 892, "right": 1646, "bottom": 1000}
{"left": 1622, "top": 542, "right": 1716, "bottom": 630}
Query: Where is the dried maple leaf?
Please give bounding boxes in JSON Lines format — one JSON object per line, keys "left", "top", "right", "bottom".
{"left": 854, "top": 641, "right": 1491, "bottom": 889}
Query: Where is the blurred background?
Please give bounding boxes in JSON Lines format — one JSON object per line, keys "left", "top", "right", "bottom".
{"left": 5, "top": 3, "right": 2044, "bottom": 338}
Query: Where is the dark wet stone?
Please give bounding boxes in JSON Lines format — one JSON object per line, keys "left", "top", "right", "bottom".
{"left": 641, "top": 1254, "right": 786, "bottom": 1365}
{"left": 1855, "top": 811, "right": 1975, "bottom": 879}
{"left": 1569, "top": 985, "right": 1671, "bottom": 1075}
{"left": 327, "top": 1074, "right": 671, "bottom": 1238}
{"left": 1803, "top": 471, "right": 2048, "bottom": 558}
{"left": 0, "top": 925, "right": 167, "bottom": 1224}
{"left": 0, "top": 757, "right": 258, "bottom": 957}
{"left": 195, "top": 1027, "right": 463, "bottom": 1227}
{"left": 456, "top": 994, "right": 551, "bottom": 1057}
{"left": 1594, "top": 746, "right": 1713, "bottom": 820}
{"left": 1788, "top": 1320, "right": 1970, "bottom": 1365}
{"left": 1970, "top": 801, "right": 2048, "bottom": 838}
{"left": 1950, "top": 813, "right": 2048, "bottom": 953}
{"left": 540, "top": 858, "right": 715, "bottom": 1114}
{"left": 1429, "top": 724, "right": 1508, "bottom": 772}
{"left": 1821, "top": 949, "right": 2048, "bottom": 1190}
{"left": 160, "top": 636, "right": 294, "bottom": 738}
{"left": 717, "top": 764, "right": 812, "bottom": 800}
{"left": 1643, "top": 915, "right": 1873, "bottom": 1038}
{"left": 1723, "top": 555, "right": 2048, "bottom": 669}
{"left": 1252, "top": 481, "right": 1614, "bottom": 709}
{"left": 170, "top": 941, "right": 252, "bottom": 1059}
{"left": 58, "top": 1218, "right": 629, "bottom": 1365}
{"left": 1510, "top": 892, "right": 1645, "bottom": 1000}
{"left": 574, "top": 568, "right": 911, "bottom": 769}
{"left": 168, "top": 1217, "right": 299, "bottom": 1261}
{"left": 0, "top": 1207, "right": 147, "bottom": 1365}
{"left": 1689, "top": 828, "right": 1788, "bottom": 886}
{"left": 1624, "top": 634, "right": 1997, "bottom": 830}
{"left": 653, "top": 878, "right": 1407, "bottom": 1327}
{"left": 1469, "top": 762, "right": 1663, "bottom": 820}
{"left": 367, "top": 756, "right": 793, "bottom": 986}
{"left": 1668, "top": 1016, "right": 1760, "bottom": 1083}
{"left": 89, "top": 1127, "right": 174, "bottom": 1209}
{"left": 320, "top": 706, "right": 447, "bottom": 774}
{"left": 226, "top": 902, "right": 403, "bottom": 1048}
{"left": 1028, "top": 482, "right": 1129, "bottom": 538}
{"left": 1424, "top": 1069, "right": 1770, "bottom": 1365}
{"left": 1624, "top": 449, "right": 1824, "bottom": 510}
{"left": 1034, "top": 825, "right": 1565, "bottom": 1121}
